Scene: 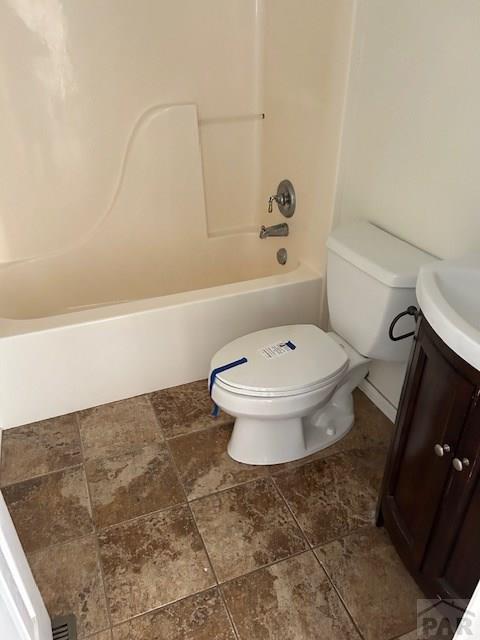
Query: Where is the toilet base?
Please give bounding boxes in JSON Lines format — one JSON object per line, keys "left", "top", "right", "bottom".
{"left": 224, "top": 333, "right": 370, "bottom": 466}
{"left": 227, "top": 392, "right": 355, "bottom": 466}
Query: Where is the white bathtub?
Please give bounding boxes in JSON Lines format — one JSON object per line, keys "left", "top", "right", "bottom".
{"left": 0, "top": 104, "right": 322, "bottom": 427}
{"left": 0, "top": 239, "right": 321, "bottom": 428}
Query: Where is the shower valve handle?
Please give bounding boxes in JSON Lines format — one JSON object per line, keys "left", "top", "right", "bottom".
{"left": 267, "top": 180, "right": 296, "bottom": 217}
{"left": 268, "top": 194, "right": 286, "bottom": 213}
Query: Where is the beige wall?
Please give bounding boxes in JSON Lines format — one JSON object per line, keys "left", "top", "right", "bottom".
{"left": 0, "top": 0, "right": 261, "bottom": 263}
{"left": 260, "top": 0, "right": 355, "bottom": 276}
{"left": 335, "top": 0, "right": 480, "bottom": 406}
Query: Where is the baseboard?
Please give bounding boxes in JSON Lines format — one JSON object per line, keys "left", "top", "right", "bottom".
{"left": 358, "top": 377, "right": 397, "bottom": 424}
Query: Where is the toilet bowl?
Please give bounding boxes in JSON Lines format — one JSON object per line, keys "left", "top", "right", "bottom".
{"left": 210, "top": 221, "right": 435, "bottom": 466}
{"left": 210, "top": 324, "right": 369, "bottom": 465}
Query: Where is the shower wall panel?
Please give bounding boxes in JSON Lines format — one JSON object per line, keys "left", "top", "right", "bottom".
{"left": 0, "top": 0, "right": 261, "bottom": 263}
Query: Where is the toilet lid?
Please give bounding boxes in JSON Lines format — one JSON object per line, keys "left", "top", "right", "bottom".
{"left": 210, "top": 325, "right": 349, "bottom": 397}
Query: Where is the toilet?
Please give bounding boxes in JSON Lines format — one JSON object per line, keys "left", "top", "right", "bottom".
{"left": 209, "top": 221, "right": 434, "bottom": 465}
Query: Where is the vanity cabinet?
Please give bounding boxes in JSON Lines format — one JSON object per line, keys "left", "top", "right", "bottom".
{"left": 379, "top": 316, "right": 480, "bottom": 599}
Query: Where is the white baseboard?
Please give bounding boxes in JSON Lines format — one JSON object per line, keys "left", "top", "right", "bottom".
{"left": 358, "top": 377, "right": 397, "bottom": 424}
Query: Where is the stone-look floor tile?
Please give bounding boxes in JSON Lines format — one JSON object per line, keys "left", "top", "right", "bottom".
{"left": 274, "top": 447, "right": 385, "bottom": 546}
{"left": 168, "top": 424, "right": 269, "bottom": 500}
{"left": 150, "top": 379, "right": 233, "bottom": 439}
{"left": 86, "top": 444, "right": 185, "bottom": 528}
{"left": 353, "top": 389, "right": 394, "bottom": 444}
{"left": 191, "top": 478, "right": 307, "bottom": 582}
{"left": 0, "top": 414, "right": 81, "bottom": 486}
{"left": 392, "top": 599, "right": 457, "bottom": 640}
{"left": 98, "top": 505, "right": 215, "bottom": 624}
{"left": 78, "top": 396, "right": 162, "bottom": 461}
{"left": 112, "top": 588, "right": 236, "bottom": 640}
{"left": 222, "top": 551, "right": 360, "bottom": 640}
{"left": 271, "top": 390, "right": 393, "bottom": 474}
{"left": 396, "top": 618, "right": 455, "bottom": 640}
{"left": 29, "top": 536, "right": 109, "bottom": 639}
{"left": 315, "top": 527, "right": 423, "bottom": 640}
{"left": 85, "top": 632, "right": 112, "bottom": 640}
{"left": 2, "top": 465, "right": 93, "bottom": 553}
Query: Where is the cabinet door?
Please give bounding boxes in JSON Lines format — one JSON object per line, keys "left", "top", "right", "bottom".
{"left": 382, "top": 321, "right": 475, "bottom": 569}
{"left": 422, "top": 394, "right": 480, "bottom": 599}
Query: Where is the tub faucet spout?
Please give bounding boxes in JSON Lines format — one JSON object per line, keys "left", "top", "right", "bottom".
{"left": 259, "top": 223, "right": 289, "bottom": 239}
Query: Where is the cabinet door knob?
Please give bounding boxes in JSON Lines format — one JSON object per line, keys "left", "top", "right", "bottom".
{"left": 452, "top": 457, "right": 470, "bottom": 472}
{"left": 434, "top": 444, "right": 451, "bottom": 457}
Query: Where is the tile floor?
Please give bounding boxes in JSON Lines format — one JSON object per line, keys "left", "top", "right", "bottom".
{"left": 0, "top": 381, "right": 426, "bottom": 640}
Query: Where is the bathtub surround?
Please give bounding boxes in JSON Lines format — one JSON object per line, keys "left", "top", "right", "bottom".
{"left": 260, "top": 0, "right": 355, "bottom": 275}
{"left": 0, "top": 1, "right": 262, "bottom": 262}
{"left": 0, "top": 1, "right": 357, "bottom": 428}
{"left": 0, "top": 383, "right": 422, "bottom": 639}
{"left": 0, "top": 0, "right": 354, "bottom": 265}
{"left": 0, "top": 105, "right": 266, "bottom": 318}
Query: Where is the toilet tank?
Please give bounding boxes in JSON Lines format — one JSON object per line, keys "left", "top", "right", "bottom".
{"left": 326, "top": 222, "right": 435, "bottom": 362}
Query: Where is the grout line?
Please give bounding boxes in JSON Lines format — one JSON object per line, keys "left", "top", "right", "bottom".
{"left": 147, "top": 392, "right": 272, "bottom": 505}
{"left": 312, "top": 549, "right": 366, "bottom": 640}
{"left": 96, "top": 500, "right": 189, "bottom": 533}
{"left": 149, "top": 391, "right": 388, "bottom": 640}
{"left": 2, "top": 411, "right": 84, "bottom": 488}
{"left": 106, "top": 585, "right": 232, "bottom": 635}
{"left": 76, "top": 413, "right": 114, "bottom": 633}
{"left": 388, "top": 630, "right": 417, "bottom": 640}
{"left": 155, "top": 408, "right": 237, "bottom": 637}
{"left": 159, "top": 413, "right": 220, "bottom": 586}
{"left": 83, "top": 625, "right": 113, "bottom": 640}
{"left": 187, "top": 503, "right": 219, "bottom": 585}
{"left": 26, "top": 531, "right": 95, "bottom": 560}
{"left": 0, "top": 459, "right": 85, "bottom": 489}
{"left": 163, "top": 417, "right": 235, "bottom": 443}
{"left": 156, "top": 424, "right": 240, "bottom": 638}
{"left": 148, "top": 398, "right": 188, "bottom": 503}
{"left": 107, "top": 586, "right": 220, "bottom": 632}
{"left": 185, "top": 501, "right": 242, "bottom": 639}
{"left": 187, "top": 473, "right": 269, "bottom": 506}
{"left": 145, "top": 394, "right": 169, "bottom": 442}
{"left": 219, "top": 546, "right": 311, "bottom": 589}
{"left": 270, "top": 475, "right": 313, "bottom": 550}
{"left": 167, "top": 454, "right": 322, "bottom": 637}
{"left": 217, "top": 584, "right": 241, "bottom": 640}
{"left": 165, "top": 445, "right": 332, "bottom": 636}
{"left": 268, "top": 447, "right": 352, "bottom": 480}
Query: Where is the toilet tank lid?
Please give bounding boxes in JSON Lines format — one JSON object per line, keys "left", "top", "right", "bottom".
{"left": 327, "top": 221, "right": 436, "bottom": 288}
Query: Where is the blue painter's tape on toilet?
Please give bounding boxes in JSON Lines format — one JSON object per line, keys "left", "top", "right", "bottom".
{"left": 209, "top": 357, "right": 248, "bottom": 416}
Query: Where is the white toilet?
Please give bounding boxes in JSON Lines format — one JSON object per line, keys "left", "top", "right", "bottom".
{"left": 209, "top": 222, "right": 434, "bottom": 465}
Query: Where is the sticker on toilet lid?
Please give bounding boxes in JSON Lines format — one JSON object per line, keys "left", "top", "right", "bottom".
{"left": 259, "top": 340, "right": 296, "bottom": 359}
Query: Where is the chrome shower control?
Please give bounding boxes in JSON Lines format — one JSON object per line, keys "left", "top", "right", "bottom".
{"left": 268, "top": 179, "right": 296, "bottom": 217}
{"left": 452, "top": 457, "right": 470, "bottom": 472}
{"left": 276, "top": 248, "right": 288, "bottom": 265}
{"left": 434, "top": 443, "right": 451, "bottom": 457}
{"left": 259, "top": 223, "right": 289, "bottom": 239}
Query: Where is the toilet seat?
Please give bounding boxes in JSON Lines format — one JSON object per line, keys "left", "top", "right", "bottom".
{"left": 210, "top": 325, "right": 349, "bottom": 398}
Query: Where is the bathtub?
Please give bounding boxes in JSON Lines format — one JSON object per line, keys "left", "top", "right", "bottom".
{"left": 0, "top": 234, "right": 321, "bottom": 428}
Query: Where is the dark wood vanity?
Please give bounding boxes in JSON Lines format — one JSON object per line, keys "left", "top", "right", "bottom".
{"left": 379, "top": 315, "right": 480, "bottom": 599}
